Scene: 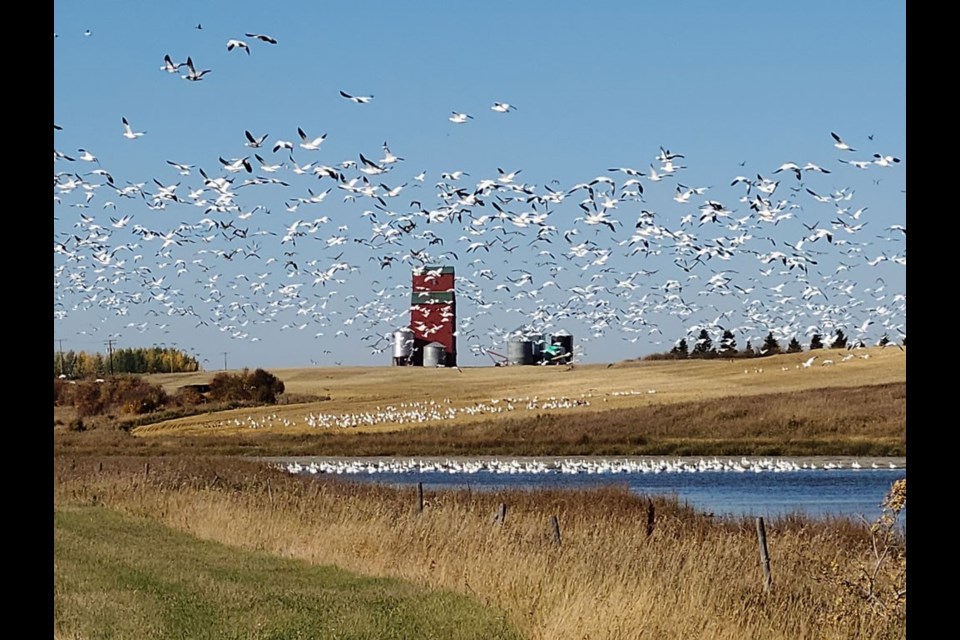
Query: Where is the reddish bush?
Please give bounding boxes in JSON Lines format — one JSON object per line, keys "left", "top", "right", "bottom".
{"left": 54, "top": 378, "right": 76, "bottom": 406}
{"left": 68, "top": 376, "right": 169, "bottom": 417}
{"left": 208, "top": 368, "right": 284, "bottom": 404}
{"left": 173, "top": 386, "right": 206, "bottom": 408}
{"left": 72, "top": 380, "right": 109, "bottom": 417}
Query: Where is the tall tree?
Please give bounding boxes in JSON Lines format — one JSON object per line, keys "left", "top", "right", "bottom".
{"left": 692, "top": 329, "right": 713, "bottom": 357}
{"left": 718, "top": 329, "right": 737, "bottom": 357}
{"left": 786, "top": 337, "right": 803, "bottom": 353}
{"left": 809, "top": 334, "right": 824, "bottom": 350}
{"left": 761, "top": 332, "right": 781, "bottom": 356}
{"left": 832, "top": 329, "right": 848, "bottom": 349}
{"left": 670, "top": 338, "right": 689, "bottom": 359}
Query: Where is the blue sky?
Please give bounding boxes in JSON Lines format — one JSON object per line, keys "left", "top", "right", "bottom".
{"left": 54, "top": 1, "right": 906, "bottom": 369}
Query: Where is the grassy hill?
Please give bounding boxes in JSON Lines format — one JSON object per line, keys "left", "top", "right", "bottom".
{"left": 54, "top": 346, "right": 906, "bottom": 458}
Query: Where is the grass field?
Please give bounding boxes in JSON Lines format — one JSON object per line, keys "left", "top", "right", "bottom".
{"left": 55, "top": 504, "right": 521, "bottom": 640}
{"left": 55, "top": 347, "right": 905, "bottom": 458}
{"left": 54, "top": 456, "right": 906, "bottom": 640}
{"left": 53, "top": 347, "right": 906, "bottom": 639}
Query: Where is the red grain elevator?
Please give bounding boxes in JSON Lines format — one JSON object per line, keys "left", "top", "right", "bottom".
{"left": 409, "top": 266, "right": 456, "bottom": 366}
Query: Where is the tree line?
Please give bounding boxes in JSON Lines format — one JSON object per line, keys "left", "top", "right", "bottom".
{"left": 54, "top": 347, "right": 200, "bottom": 378}
{"left": 650, "top": 328, "right": 903, "bottom": 360}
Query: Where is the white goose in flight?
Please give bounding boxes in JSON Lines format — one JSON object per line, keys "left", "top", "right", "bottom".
{"left": 121, "top": 117, "right": 145, "bottom": 139}
{"left": 831, "top": 132, "right": 856, "bottom": 152}
{"left": 181, "top": 57, "right": 211, "bottom": 81}
{"left": 160, "top": 54, "right": 184, "bottom": 73}
{"left": 244, "top": 130, "right": 268, "bottom": 148}
{"left": 226, "top": 39, "right": 250, "bottom": 54}
{"left": 245, "top": 32, "right": 278, "bottom": 45}
{"left": 298, "top": 128, "right": 326, "bottom": 150}
{"left": 340, "top": 91, "right": 373, "bottom": 104}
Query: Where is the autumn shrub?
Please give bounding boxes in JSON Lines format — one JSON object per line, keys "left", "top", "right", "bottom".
{"left": 54, "top": 378, "right": 75, "bottom": 406}
{"left": 118, "top": 379, "right": 169, "bottom": 415}
{"left": 248, "top": 368, "right": 285, "bottom": 402}
{"left": 69, "top": 376, "right": 169, "bottom": 417}
{"left": 208, "top": 368, "right": 285, "bottom": 404}
{"left": 72, "top": 380, "right": 109, "bottom": 417}
{"left": 173, "top": 385, "right": 206, "bottom": 408}
{"left": 815, "top": 478, "right": 906, "bottom": 636}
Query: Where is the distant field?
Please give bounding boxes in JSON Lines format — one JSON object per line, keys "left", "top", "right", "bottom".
{"left": 133, "top": 347, "right": 905, "bottom": 442}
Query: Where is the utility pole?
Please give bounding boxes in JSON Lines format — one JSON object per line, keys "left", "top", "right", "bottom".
{"left": 222, "top": 352, "right": 228, "bottom": 371}
{"left": 106, "top": 339, "right": 115, "bottom": 377}
{"left": 58, "top": 339, "right": 65, "bottom": 377}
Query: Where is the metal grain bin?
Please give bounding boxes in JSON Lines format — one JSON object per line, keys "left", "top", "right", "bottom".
{"left": 423, "top": 341, "right": 447, "bottom": 367}
{"left": 550, "top": 333, "right": 573, "bottom": 364}
{"left": 529, "top": 334, "right": 546, "bottom": 363}
{"left": 507, "top": 339, "right": 534, "bottom": 365}
{"left": 392, "top": 328, "right": 414, "bottom": 361}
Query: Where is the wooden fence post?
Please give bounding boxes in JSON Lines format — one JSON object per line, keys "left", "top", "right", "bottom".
{"left": 645, "top": 500, "right": 655, "bottom": 537}
{"left": 756, "top": 517, "right": 772, "bottom": 592}
{"left": 550, "top": 515, "right": 562, "bottom": 546}
{"left": 417, "top": 482, "right": 424, "bottom": 514}
{"left": 491, "top": 502, "right": 507, "bottom": 526}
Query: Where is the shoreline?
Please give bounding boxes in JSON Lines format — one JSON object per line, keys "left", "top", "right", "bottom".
{"left": 260, "top": 454, "right": 906, "bottom": 470}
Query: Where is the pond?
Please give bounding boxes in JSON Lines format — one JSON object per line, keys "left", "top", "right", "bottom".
{"left": 269, "top": 455, "right": 907, "bottom": 526}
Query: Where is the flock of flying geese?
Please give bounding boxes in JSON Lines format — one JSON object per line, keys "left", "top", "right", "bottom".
{"left": 54, "top": 25, "right": 906, "bottom": 365}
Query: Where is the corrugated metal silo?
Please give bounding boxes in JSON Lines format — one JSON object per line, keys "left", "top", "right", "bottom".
{"left": 392, "top": 328, "right": 414, "bottom": 365}
{"left": 423, "top": 342, "right": 447, "bottom": 367}
{"left": 529, "top": 334, "right": 546, "bottom": 364}
{"left": 507, "top": 339, "right": 535, "bottom": 365}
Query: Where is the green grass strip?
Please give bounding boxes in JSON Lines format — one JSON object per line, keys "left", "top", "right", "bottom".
{"left": 54, "top": 506, "right": 521, "bottom": 640}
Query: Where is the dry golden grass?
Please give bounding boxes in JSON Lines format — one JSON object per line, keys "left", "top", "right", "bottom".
{"left": 53, "top": 348, "right": 907, "bottom": 638}
{"left": 54, "top": 457, "right": 905, "bottom": 640}
{"left": 135, "top": 347, "right": 905, "bottom": 438}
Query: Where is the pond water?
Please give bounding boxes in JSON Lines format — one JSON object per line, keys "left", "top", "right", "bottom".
{"left": 270, "top": 456, "right": 907, "bottom": 526}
